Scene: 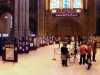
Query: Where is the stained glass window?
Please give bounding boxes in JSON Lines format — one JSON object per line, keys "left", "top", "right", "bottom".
{"left": 74, "top": 0, "right": 82, "bottom": 8}
{"left": 50, "top": 0, "right": 59, "bottom": 9}
{"left": 63, "top": 0, "right": 70, "bottom": 8}
{"left": 50, "top": 0, "right": 83, "bottom": 9}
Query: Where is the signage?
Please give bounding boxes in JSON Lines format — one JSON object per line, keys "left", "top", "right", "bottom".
{"left": 0, "top": 33, "right": 1, "bottom": 37}
{"left": 5, "top": 44, "right": 14, "bottom": 60}
{"left": 30, "top": 34, "right": 35, "bottom": 37}
{"left": 2, "top": 34, "right": 9, "bottom": 37}
{"left": 51, "top": 9, "right": 81, "bottom": 16}
{"left": 30, "top": 43, "right": 33, "bottom": 47}
{"left": 2, "top": 38, "right": 18, "bottom": 62}
{"left": 52, "top": 13, "right": 80, "bottom": 16}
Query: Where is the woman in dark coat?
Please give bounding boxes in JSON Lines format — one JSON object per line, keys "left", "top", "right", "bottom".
{"left": 61, "top": 44, "right": 69, "bottom": 66}
{"left": 92, "top": 39, "right": 97, "bottom": 62}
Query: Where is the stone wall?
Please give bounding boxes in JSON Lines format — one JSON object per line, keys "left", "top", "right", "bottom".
{"left": 38, "top": 0, "right": 96, "bottom": 37}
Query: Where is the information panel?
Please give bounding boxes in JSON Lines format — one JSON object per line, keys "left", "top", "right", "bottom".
{"left": 51, "top": 9, "right": 81, "bottom": 16}
{"left": 6, "top": 48, "right": 14, "bottom": 60}
{"left": 5, "top": 44, "right": 14, "bottom": 61}
{"left": 2, "top": 37, "right": 18, "bottom": 62}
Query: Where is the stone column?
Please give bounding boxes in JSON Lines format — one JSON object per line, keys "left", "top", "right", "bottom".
{"left": 22, "top": 0, "right": 25, "bottom": 36}
{"left": 88, "top": 0, "right": 96, "bottom": 34}
{"left": 38, "top": 0, "right": 45, "bottom": 36}
{"left": 14, "top": 0, "right": 30, "bottom": 37}
{"left": 18, "top": 0, "right": 23, "bottom": 37}
{"left": 14, "top": 0, "right": 17, "bottom": 37}
{"left": 25, "top": 0, "right": 30, "bottom": 35}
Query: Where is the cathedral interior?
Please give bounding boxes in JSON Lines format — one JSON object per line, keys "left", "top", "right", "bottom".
{"left": 0, "top": 0, "right": 99, "bottom": 37}
{"left": 0, "top": 0, "right": 100, "bottom": 75}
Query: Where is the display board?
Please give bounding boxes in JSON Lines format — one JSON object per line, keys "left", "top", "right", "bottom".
{"left": 51, "top": 9, "right": 81, "bottom": 16}
{"left": 2, "top": 37, "right": 18, "bottom": 62}
{"left": 5, "top": 44, "right": 14, "bottom": 60}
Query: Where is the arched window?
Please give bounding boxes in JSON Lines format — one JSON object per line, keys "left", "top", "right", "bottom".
{"left": 50, "top": 0, "right": 60, "bottom": 9}
{"left": 63, "top": 0, "right": 70, "bottom": 8}
{"left": 74, "top": 0, "right": 83, "bottom": 8}
{"left": 50, "top": 0, "right": 83, "bottom": 9}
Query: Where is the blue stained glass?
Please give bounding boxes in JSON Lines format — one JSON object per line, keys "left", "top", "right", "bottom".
{"left": 63, "top": 0, "right": 70, "bottom": 8}
{"left": 50, "top": 0, "right": 59, "bottom": 9}
{"left": 75, "top": 0, "right": 81, "bottom": 8}
{"left": 51, "top": 0, "right": 56, "bottom": 9}
{"left": 50, "top": 0, "right": 82, "bottom": 9}
{"left": 56, "top": 0, "right": 59, "bottom": 8}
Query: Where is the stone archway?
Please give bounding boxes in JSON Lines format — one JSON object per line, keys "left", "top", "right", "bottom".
{"left": 0, "top": 12, "right": 13, "bottom": 34}
{"left": 53, "top": 17, "right": 81, "bottom": 37}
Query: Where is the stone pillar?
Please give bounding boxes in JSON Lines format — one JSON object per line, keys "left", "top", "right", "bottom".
{"left": 88, "top": 0, "right": 96, "bottom": 34}
{"left": 19, "top": 0, "right": 24, "bottom": 36}
{"left": 14, "top": 0, "right": 30, "bottom": 37}
{"left": 14, "top": 0, "right": 19, "bottom": 37}
{"left": 22, "top": 0, "right": 25, "bottom": 36}
{"left": 25, "top": 0, "right": 30, "bottom": 35}
{"left": 38, "top": 0, "right": 45, "bottom": 36}
{"left": 15, "top": 0, "right": 23, "bottom": 37}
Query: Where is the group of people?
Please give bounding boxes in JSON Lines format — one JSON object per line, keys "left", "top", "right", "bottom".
{"left": 60, "top": 35, "right": 97, "bottom": 70}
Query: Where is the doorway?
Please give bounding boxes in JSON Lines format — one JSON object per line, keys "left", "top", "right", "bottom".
{"left": 96, "top": 0, "right": 100, "bottom": 35}
{"left": 29, "top": 0, "right": 38, "bottom": 35}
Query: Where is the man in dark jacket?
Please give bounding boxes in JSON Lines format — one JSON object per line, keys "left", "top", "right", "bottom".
{"left": 61, "top": 44, "right": 69, "bottom": 66}
{"left": 86, "top": 44, "right": 92, "bottom": 70}
{"left": 92, "top": 39, "right": 97, "bottom": 62}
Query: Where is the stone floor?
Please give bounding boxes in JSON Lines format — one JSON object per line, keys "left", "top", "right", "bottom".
{"left": 0, "top": 44, "right": 100, "bottom": 75}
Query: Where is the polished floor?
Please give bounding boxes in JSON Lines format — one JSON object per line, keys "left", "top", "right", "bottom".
{"left": 0, "top": 45, "right": 100, "bottom": 75}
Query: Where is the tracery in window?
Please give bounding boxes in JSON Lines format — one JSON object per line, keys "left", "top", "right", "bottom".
{"left": 50, "top": 0, "right": 60, "bottom": 9}
{"left": 63, "top": 0, "right": 71, "bottom": 8}
{"left": 74, "top": 0, "right": 83, "bottom": 8}
{"left": 50, "top": 0, "right": 83, "bottom": 9}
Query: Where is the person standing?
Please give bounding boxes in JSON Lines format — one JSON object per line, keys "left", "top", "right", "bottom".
{"left": 92, "top": 39, "right": 97, "bottom": 62}
{"left": 61, "top": 44, "right": 69, "bottom": 66}
{"left": 86, "top": 44, "right": 92, "bottom": 70}
{"left": 79, "top": 42, "right": 87, "bottom": 65}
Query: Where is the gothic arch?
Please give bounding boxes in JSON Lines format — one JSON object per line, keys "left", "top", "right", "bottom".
{"left": 53, "top": 17, "right": 81, "bottom": 36}
{"left": 0, "top": 12, "right": 13, "bottom": 33}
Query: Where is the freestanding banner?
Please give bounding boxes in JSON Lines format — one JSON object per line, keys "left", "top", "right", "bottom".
{"left": 2, "top": 36, "right": 18, "bottom": 62}
{"left": 5, "top": 44, "right": 14, "bottom": 61}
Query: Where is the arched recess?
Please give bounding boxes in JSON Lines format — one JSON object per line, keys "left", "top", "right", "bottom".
{"left": 0, "top": 9, "right": 13, "bottom": 34}
{"left": 29, "top": 0, "right": 38, "bottom": 35}
{"left": 52, "top": 17, "right": 81, "bottom": 37}
{"left": 29, "top": 18, "right": 37, "bottom": 34}
{"left": 0, "top": 5, "right": 14, "bottom": 35}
